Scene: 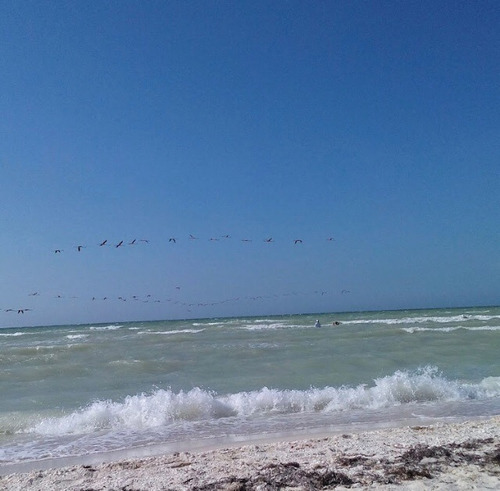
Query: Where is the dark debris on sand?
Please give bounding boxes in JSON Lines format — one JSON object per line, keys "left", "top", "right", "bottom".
{"left": 193, "top": 438, "right": 500, "bottom": 490}
{"left": 193, "top": 461, "right": 353, "bottom": 490}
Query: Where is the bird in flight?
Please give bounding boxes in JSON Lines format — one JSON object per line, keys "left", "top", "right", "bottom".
{"left": 169, "top": 238, "right": 176, "bottom": 243}
{"left": 189, "top": 234, "right": 198, "bottom": 240}
{"left": 264, "top": 238, "right": 273, "bottom": 243}
{"left": 75, "top": 245, "right": 85, "bottom": 252}
{"left": 99, "top": 240, "right": 108, "bottom": 246}
{"left": 116, "top": 241, "right": 124, "bottom": 248}
{"left": 294, "top": 239, "right": 303, "bottom": 244}
{"left": 54, "top": 249, "right": 63, "bottom": 253}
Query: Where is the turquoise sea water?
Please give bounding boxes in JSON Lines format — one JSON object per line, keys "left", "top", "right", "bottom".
{"left": 1, "top": 306, "right": 499, "bottom": 471}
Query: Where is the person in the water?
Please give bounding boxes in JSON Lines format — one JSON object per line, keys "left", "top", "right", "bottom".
{"left": 315, "top": 319, "right": 321, "bottom": 328}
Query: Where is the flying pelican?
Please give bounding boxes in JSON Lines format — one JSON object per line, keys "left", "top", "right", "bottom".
{"left": 169, "top": 238, "right": 176, "bottom": 243}
{"left": 99, "top": 240, "right": 108, "bottom": 246}
{"left": 129, "top": 239, "right": 137, "bottom": 245}
{"left": 139, "top": 239, "right": 149, "bottom": 243}
{"left": 294, "top": 239, "right": 303, "bottom": 244}
{"left": 116, "top": 241, "right": 124, "bottom": 248}
{"left": 264, "top": 238, "right": 273, "bottom": 243}
{"left": 189, "top": 234, "right": 198, "bottom": 240}
{"left": 75, "top": 245, "right": 85, "bottom": 252}
{"left": 54, "top": 249, "right": 63, "bottom": 253}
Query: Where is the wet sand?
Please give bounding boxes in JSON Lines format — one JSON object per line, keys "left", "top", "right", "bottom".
{"left": 1, "top": 416, "right": 499, "bottom": 490}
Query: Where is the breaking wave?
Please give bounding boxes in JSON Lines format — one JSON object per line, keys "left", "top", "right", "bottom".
{"left": 26, "top": 367, "right": 500, "bottom": 436}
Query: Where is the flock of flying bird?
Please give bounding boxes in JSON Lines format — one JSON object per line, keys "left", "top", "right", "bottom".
{"left": 4, "top": 234, "right": 347, "bottom": 316}
{"left": 2, "top": 288, "right": 352, "bottom": 315}
{"left": 52, "top": 235, "right": 336, "bottom": 253}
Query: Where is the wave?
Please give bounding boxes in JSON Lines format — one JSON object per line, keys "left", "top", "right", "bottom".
{"left": 344, "top": 314, "right": 500, "bottom": 326}
{"left": 138, "top": 329, "right": 205, "bottom": 335}
{"left": 26, "top": 367, "right": 500, "bottom": 437}
{"left": 88, "top": 325, "right": 123, "bottom": 331}
{"left": 192, "top": 322, "right": 225, "bottom": 326}
{"left": 0, "top": 332, "right": 28, "bottom": 337}
{"left": 402, "top": 326, "right": 500, "bottom": 334}
{"left": 240, "top": 322, "right": 294, "bottom": 331}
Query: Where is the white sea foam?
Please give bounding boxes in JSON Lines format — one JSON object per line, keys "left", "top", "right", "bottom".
{"left": 138, "top": 329, "right": 205, "bottom": 335}
{"left": 240, "top": 323, "right": 292, "bottom": 331}
{"left": 89, "top": 325, "right": 123, "bottom": 331}
{"left": 26, "top": 368, "right": 500, "bottom": 437}
{"left": 344, "top": 314, "right": 500, "bottom": 326}
{"left": 66, "top": 334, "right": 89, "bottom": 340}
{"left": 402, "top": 325, "right": 500, "bottom": 334}
{"left": 192, "top": 322, "right": 224, "bottom": 326}
{"left": 0, "top": 332, "right": 28, "bottom": 337}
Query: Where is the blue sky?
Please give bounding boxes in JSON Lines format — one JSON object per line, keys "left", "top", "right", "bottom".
{"left": 1, "top": 1, "right": 499, "bottom": 327}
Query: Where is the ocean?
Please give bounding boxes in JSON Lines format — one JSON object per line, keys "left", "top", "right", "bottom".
{"left": 1, "top": 306, "right": 499, "bottom": 473}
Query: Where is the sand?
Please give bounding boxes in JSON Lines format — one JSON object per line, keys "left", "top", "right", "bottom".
{"left": 1, "top": 417, "right": 499, "bottom": 490}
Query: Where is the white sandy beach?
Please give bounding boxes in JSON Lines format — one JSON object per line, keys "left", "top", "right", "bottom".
{"left": 1, "top": 417, "right": 499, "bottom": 490}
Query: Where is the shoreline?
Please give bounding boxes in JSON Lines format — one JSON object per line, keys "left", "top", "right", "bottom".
{"left": 1, "top": 416, "right": 499, "bottom": 490}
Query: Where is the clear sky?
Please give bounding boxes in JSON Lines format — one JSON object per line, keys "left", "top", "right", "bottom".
{"left": 1, "top": 0, "right": 499, "bottom": 328}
